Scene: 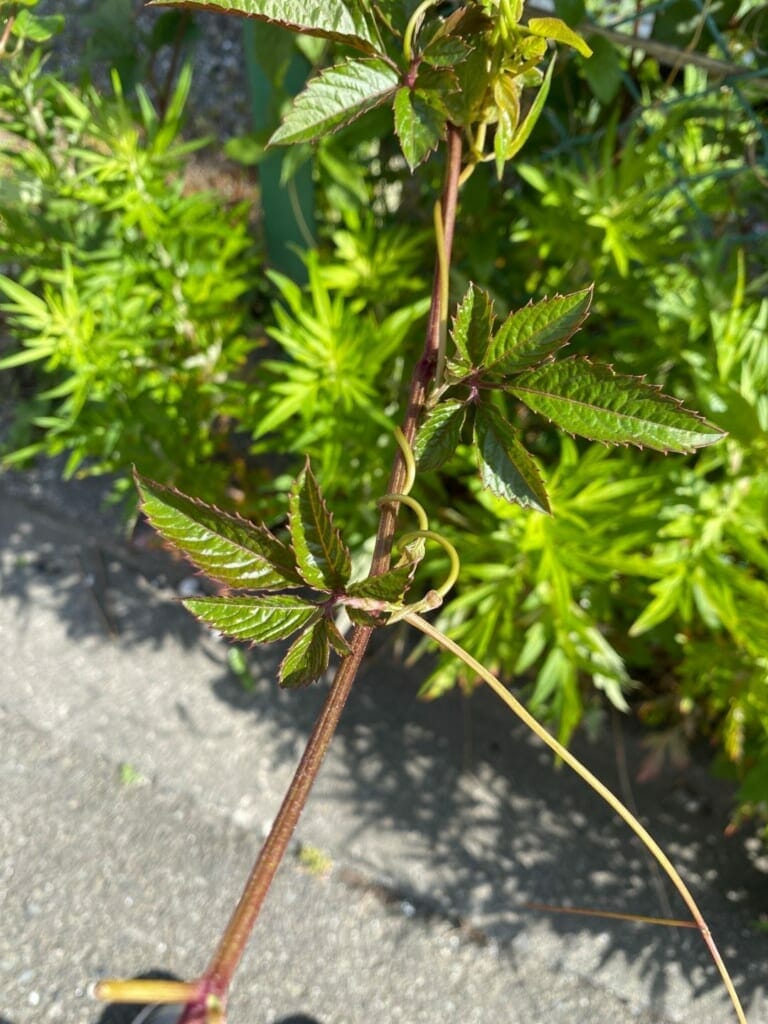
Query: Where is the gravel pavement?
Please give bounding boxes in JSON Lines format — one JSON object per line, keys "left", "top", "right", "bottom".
{"left": 1, "top": 467, "right": 767, "bottom": 1024}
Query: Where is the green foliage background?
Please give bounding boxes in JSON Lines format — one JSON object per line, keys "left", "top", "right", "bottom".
{"left": 1, "top": 0, "right": 766, "bottom": 834}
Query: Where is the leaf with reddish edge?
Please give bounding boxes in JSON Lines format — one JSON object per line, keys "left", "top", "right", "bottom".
{"left": 185, "top": 595, "right": 320, "bottom": 643}
{"left": 474, "top": 404, "right": 551, "bottom": 512}
{"left": 509, "top": 358, "right": 726, "bottom": 452}
{"left": 325, "top": 616, "right": 353, "bottom": 656}
{"left": 289, "top": 460, "right": 352, "bottom": 590}
{"left": 279, "top": 619, "right": 331, "bottom": 687}
{"left": 394, "top": 87, "right": 445, "bottom": 170}
{"left": 148, "top": 0, "right": 382, "bottom": 54}
{"left": 346, "top": 562, "right": 415, "bottom": 603}
{"left": 414, "top": 399, "right": 466, "bottom": 470}
{"left": 269, "top": 59, "right": 399, "bottom": 146}
{"left": 485, "top": 287, "right": 593, "bottom": 377}
{"left": 135, "top": 471, "right": 301, "bottom": 590}
{"left": 452, "top": 283, "right": 495, "bottom": 368}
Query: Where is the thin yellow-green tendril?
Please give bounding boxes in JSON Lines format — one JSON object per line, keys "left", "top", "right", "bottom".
{"left": 398, "top": 529, "right": 460, "bottom": 599}
{"left": 393, "top": 425, "right": 416, "bottom": 496}
{"left": 403, "top": 611, "right": 749, "bottom": 1024}
{"left": 378, "top": 493, "right": 429, "bottom": 532}
{"left": 403, "top": 0, "right": 439, "bottom": 62}
{"left": 433, "top": 199, "right": 450, "bottom": 386}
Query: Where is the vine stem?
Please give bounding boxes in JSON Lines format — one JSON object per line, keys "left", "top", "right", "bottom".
{"left": 403, "top": 611, "right": 749, "bottom": 1024}
{"left": 165, "top": 124, "right": 464, "bottom": 1021}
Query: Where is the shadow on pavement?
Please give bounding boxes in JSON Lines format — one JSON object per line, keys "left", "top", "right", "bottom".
{"left": 210, "top": 636, "right": 768, "bottom": 1016}
{"left": 3, "top": 469, "right": 767, "bottom": 1019}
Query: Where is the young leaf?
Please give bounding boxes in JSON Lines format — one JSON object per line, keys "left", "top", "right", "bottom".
{"left": 499, "top": 54, "right": 556, "bottom": 166}
{"left": 346, "top": 562, "right": 415, "bottom": 603}
{"left": 279, "top": 619, "right": 331, "bottom": 687}
{"left": 485, "top": 287, "right": 593, "bottom": 377}
{"left": 509, "top": 359, "right": 726, "bottom": 452}
{"left": 394, "top": 87, "right": 445, "bottom": 170}
{"left": 414, "top": 399, "right": 466, "bottom": 470}
{"left": 474, "top": 405, "right": 551, "bottom": 512}
{"left": 493, "top": 72, "right": 522, "bottom": 178}
{"left": 526, "top": 16, "right": 593, "bottom": 58}
{"left": 269, "top": 59, "right": 399, "bottom": 146}
{"left": 289, "top": 460, "right": 352, "bottom": 590}
{"left": 135, "top": 473, "right": 301, "bottom": 590}
{"left": 185, "top": 595, "right": 320, "bottom": 644}
{"left": 149, "top": 0, "right": 381, "bottom": 53}
{"left": 452, "top": 283, "right": 495, "bottom": 367}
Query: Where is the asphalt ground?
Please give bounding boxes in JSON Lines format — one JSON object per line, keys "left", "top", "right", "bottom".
{"left": 1, "top": 466, "right": 766, "bottom": 1024}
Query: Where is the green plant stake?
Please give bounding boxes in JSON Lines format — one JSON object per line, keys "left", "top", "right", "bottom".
{"left": 81, "top": 1, "right": 748, "bottom": 1022}
{"left": 242, "top": 19, "right": 316, "bottom": 280}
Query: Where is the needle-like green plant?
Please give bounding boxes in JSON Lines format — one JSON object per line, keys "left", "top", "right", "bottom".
{"left": 91, "top": 2, "right": 748, "bottom": 1022}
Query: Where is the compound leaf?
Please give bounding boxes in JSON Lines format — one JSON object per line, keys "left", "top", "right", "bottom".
{"left": 510, "top": 359, "right": 726, "bottom": 452}
{"left": 486, "top": 287, "right": 593, "bottom": 377}
{"left": 269, "top": 59, "right": 399, "bottom": 146}
{"left": 289, "top": 460, "right": 351, "bottom": 590}
{"left": 185, "top": 595, "right": 320, "bottom": 643}
{"left": 474, "top": 405, "right": 551, "bottom": 512}
{"left": 279, "top": 618, "right": 331, "bottom": 687}
{"left": 414, "top": 400, "right": 466, "bottom": 470}
{"left": 452, "top": 283, "right": 494, "bottom": 367}
{"left": 135, "top": 472, "right": 301, "bottom": 589}
{"left": 149, "top": 0, "right": 381, "bottom": 53}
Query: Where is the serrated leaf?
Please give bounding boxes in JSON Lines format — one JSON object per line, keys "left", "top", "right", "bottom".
{"left": 486, "top": 287, "right": 593, "bottom": 376}
{"left": 269, "top": 59, "right": 399, "bottom": 146}
{"left": 414, "top": 400, "right": 466, "bottom": 471}
{"left": 422, "top": 35, "right": 472, "bottom": 67}
{"left": 526, "top": 16, "right": 592, "bottom": 58}
{"left": 289, "top": 461, "right": 351, "bottom": 590}
{"left": 149, "top": 0, "right": 380, "bottom": 53}
{"left": 185, "top": 595, "right": 320, "bottom": 643}
{"left": 279, "top": 619, "right": 331, "bottom": 687}
{"left": 326, "top": 617, "right": 353, "bottom": 657}
{"left": 135, "top": 473, "right": 300, "bottom": 590}
{"left": 452, "top": 283, "right": 495, "bottom": 367}
{"left": 346, "top": 562, "right": 415, "bottom": 603}
{"left": 346, "top": 606, "right": 383, "bottom": 626}
{"left": 394, "top": 87, "right": 445, "bottom": 170}
{"left": 510, "top": 359, "right": 726, "bottom": 453}
{"left": 474, "top": 405, "right": 551, "bottom": 512}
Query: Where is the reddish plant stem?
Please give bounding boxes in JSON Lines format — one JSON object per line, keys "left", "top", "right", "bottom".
{"left": 195, "top": 124, "right": 465, "bottom": 1009}
{"left": 372, "top": 122, "right": 463, "bottom": 572}
{"left": 202, "top": 623, "right": 374, "bottom": 999}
